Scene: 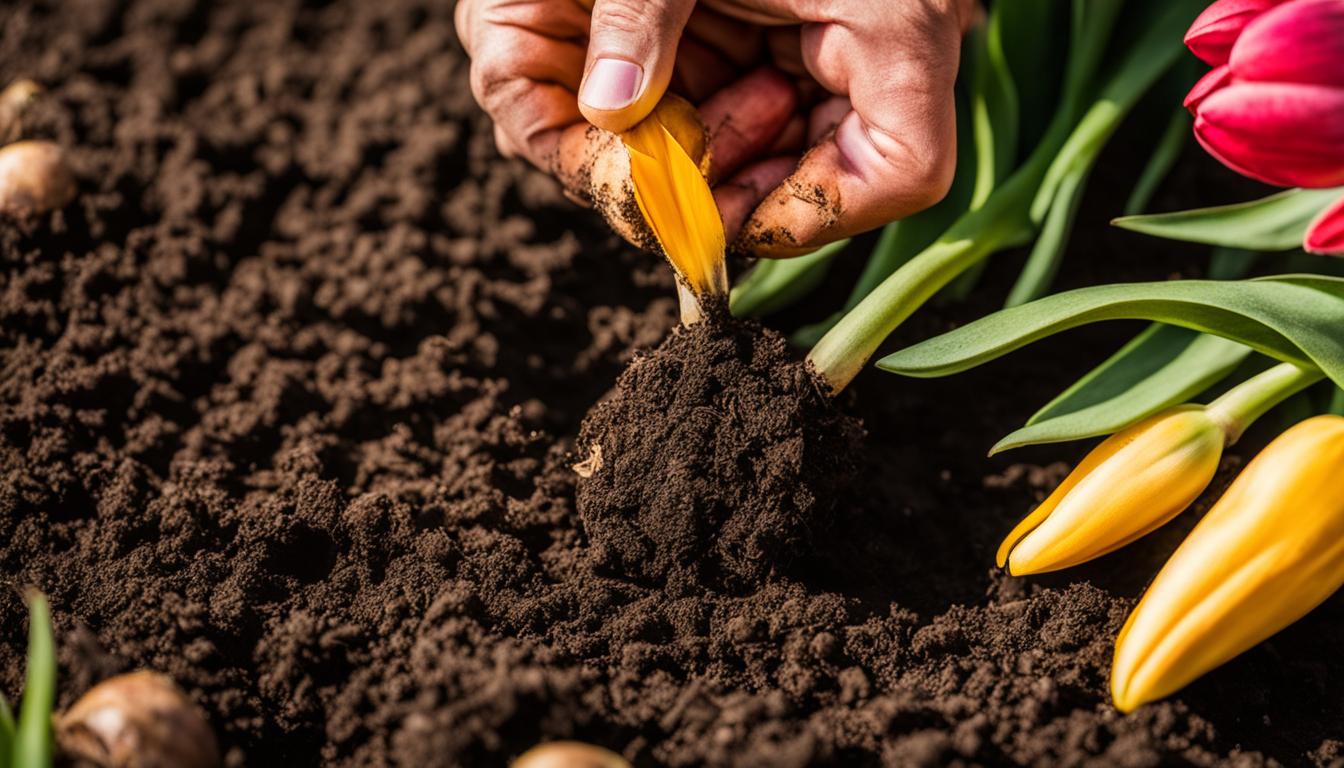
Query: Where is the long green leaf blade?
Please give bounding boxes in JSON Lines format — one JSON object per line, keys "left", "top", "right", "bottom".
{"left": 1113, "top": 187, "right": 1344, "bottom": 251}
{"left": 877, "top": 277, "right": 1344, "bottom": 387}
{"left": 994, "top": 327, "right": 1250, "bottom": 453}
{"left": 13, "top": 592, "right": 53, "bottom": 768}
{"left": 1123, "top": 107, "right": 1190, "bottom": 216}
{"left": 0, "top": 696, "right": 13, "bottom": 768}
{"left": 1006, "top": 165, "right": 1091, "bottom": 306}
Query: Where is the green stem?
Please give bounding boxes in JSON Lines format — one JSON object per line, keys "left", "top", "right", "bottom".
{"left": 807, "top": 180, "right": 1036, "bottom": 392}
{"left": 1206, "top": 363, "right": 1325, "bottom": 443}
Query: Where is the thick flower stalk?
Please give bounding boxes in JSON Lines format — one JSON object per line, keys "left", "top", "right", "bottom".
{"left": 997, "top": 363, "right": 1322, "bottom": 575}
{"left": 1184, "top": 0, "right": 1344, "bottom": 253}
{"left": 1111, "top": 415, "right": 1344, "bottom": 711}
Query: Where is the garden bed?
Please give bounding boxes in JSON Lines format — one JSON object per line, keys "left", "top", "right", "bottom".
{"left": 1, "top": 0, "right": 1342, "bottom": 765}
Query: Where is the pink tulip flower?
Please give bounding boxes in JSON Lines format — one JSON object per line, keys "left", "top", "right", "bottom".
{"left": 1185, "top": 0, "right": 1288, "bottom": 65}
{"left": 1186, "top": 0, "right": 1344, "bottom": 253}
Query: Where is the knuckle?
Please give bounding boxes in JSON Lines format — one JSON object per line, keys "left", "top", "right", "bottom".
{"left": 910, "top": 149, "right": 955, "bottom": 207}
{"left": 479, "top": 0, "right": 553, "bottom": 31}
{"left": 591, "top": 0, "right": 662, "bottom": 34}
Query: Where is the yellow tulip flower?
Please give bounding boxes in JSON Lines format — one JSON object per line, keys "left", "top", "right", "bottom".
{"left": 997, "top": 406, "right": 1225, "bottom": 575}
{"left": 1111, "top": 415, "right": 1344, "bottom": 712}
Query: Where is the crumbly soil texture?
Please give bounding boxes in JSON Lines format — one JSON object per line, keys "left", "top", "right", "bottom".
{"left": 576, "top": 316, "right": 861, "bottom": 593}
{"left": 2, "top": 1, "right": 1342, "bottom": 766}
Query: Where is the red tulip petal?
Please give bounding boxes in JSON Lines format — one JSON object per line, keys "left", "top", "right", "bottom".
{"left": 1232, "top": 0, "right": 1344, "bottom": 87}
{"left": 1194, "top": 82, "right": 1344, "bottom": 187}
{"left": 1186, "top": 0, "right": 1288, "bottom": 65}
{"left": 1305, "top": 193, "right": 1344, "bottom": 254}
{"left": 1185, "top": 65, "right": 1232, "bottom": 113}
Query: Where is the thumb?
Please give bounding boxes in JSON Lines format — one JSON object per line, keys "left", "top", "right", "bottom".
{"left": 579, "top": 0, "right": 696, "bottom": 132}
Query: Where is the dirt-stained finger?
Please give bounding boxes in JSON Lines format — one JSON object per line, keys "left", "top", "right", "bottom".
{"left": 698, "top": 67, "right": 797, "bottom": 183}
{"left": 671, "top": 37, "right": 736, "bottom": 103}
{"left": 713, "top": 155, "right": 798, "bottom": 244}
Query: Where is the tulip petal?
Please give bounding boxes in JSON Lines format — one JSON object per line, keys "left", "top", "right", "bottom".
{"left": 1231, "top": 0, "right": 1344, "bottom": 87}
{"left": 1004, "top": 408, "right": 1223, "bottom": 576}
{"left": 1112, "top": 415, "right": 1344, "bottom": 711}
{"left": 1184, "top": 65, "right": 1232, "bottom": 113}
{"left": 1194, "top": 82, "right": 1344, "bottom": 188}
{"left": 1305, "top": 192, "right": 1344, "bottom": 254}
{"left": 1185, "top": 0, "right": 1287, "bottom": 66}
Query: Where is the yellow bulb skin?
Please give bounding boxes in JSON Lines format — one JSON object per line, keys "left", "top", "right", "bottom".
{"left": 998, "top": 406, "right": 1225, "bottom": 576}
{"left": 1111, "top": 415, "right": 1344, "bottom": 712}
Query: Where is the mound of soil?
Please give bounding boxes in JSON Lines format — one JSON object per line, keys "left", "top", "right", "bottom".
{"left": 2, "top": 0, "right": 1343, "bottom": 766}
{"left": 576, "top": 315, "right": 861, "bottom": 592}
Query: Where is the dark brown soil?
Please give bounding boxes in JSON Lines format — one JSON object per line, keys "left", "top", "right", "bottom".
{"left": 576, "top": 314, "right": 861, "bottom": 593}
{"left": 2, "top": 1, "right": 1342, "bottom": 766}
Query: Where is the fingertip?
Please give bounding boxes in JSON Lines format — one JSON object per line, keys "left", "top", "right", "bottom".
{"left": 714, "top": 155, "right": 798, "bottom": 242}
{"left": 578, "top": 57, "right": 655, "bottom": 132}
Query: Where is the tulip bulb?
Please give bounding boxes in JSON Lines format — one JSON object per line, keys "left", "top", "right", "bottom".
{"left": 998, "top": 406, "right": 1225, "bottom": 575}
{"left": 564, "top": 94, "right": 726, "bottom": 321}
{"left": 56, "top": 671, "right": 221, "bottom": 768}
{"left": 1111, "top": 415, "right": 1344, "bottom": 712}
{"left": 513, "top": 740, "right": 632, "bottom": 768}
{"left": 0, "top": 139, "right": 76, "bottom": 217}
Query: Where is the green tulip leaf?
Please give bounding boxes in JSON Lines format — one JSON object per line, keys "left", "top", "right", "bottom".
{"left": 729, "top": 239, "right": 847, "bottom": 318}
{"left": 1006, "top": 164, "right": 1091, "bottom": 307}
{"left": 14, "top": 592, "right": 54, "bottom": 768}
{"left": 0, "top": 696, "right": 13, "bottom": 768}
{"left": 1113, "top": 187, "right": 1344, "bottom": 251}
{"left": 877, "top": 276, "right": 1344, "bottom": 388}
{"left": 993, "top": 325, "right": 1250, "bottom": 453}
{"left": 1123, "top": 107, "right": 1190, "bottom": 216}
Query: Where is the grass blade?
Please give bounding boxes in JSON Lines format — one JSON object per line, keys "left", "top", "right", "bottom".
{"left": 0, "top": 696, "right": 13, "bottom": 768}
{"left": 13, "top": 592, "right": 54, "bottom": 768}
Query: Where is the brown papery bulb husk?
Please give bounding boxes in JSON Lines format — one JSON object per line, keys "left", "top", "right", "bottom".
{"left": 512, "top": 740, "right": 632, "bottom": 768}
{"left": 0, "top": 78, "right": 43, "bottom": 142}
{"left": 0, "top": 139, "right": 76, "bottom": 217}
{"left": 56, "top": 671, "right": 221, "bottom": 768}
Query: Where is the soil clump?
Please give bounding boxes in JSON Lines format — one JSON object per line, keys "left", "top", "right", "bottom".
{"left": 576, "top": 314, "right": 861, "bottom": 593}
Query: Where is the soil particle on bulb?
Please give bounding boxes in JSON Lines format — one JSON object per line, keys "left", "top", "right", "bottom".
{"left": 575, "top": 311, "right": 863, "bottom": 592}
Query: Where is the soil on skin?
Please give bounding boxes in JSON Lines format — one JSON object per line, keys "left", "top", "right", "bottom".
{"left": 576, "top": 315, "right": 861, "bottom": 593}
{"left": 2, "top": 0, "right": 1343, "bottom": 766}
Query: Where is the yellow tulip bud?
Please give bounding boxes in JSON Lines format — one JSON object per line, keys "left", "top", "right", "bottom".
{"left": 997, "top": 406, "right": 1225, "bottom": 576}
{"left": 1111, "top": 415, "right": 1344, "bottom": 712}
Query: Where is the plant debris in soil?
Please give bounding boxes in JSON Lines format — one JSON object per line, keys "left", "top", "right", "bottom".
{"left": 2, "top": 0, "right": 1343, "bottom": 766}
{"left": 576, "top": 314, "right": 861, "bottom": 594}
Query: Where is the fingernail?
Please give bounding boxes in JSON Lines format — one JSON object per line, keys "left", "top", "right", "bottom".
{"left": 581, "top": 58, "right": 642, "bottom": 111}
{"left": 834, "top": 113, "right": 885, "bottom": 181}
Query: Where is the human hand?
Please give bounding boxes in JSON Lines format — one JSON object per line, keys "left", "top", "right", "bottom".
{"left": 455, "top": 0, "right": 974, "bottom": 257}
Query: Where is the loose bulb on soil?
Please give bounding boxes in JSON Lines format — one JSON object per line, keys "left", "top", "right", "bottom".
{"left": 512, "top": 740, "right": 631, "bottom": 768}
{"left": 575, "top": 315, "right": 862, "bottom": 592}
{"left": 0, "top": 139, "right": 76, "bottom": 217}
{"left": 55, "top": 670, "right": 221, "bottom": 768}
